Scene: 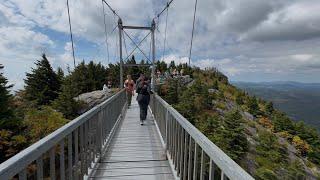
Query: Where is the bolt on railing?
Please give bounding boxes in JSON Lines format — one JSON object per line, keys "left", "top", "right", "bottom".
{"left": 0, "top": 89, "right": 127, "bottom": 180}
{"left": 150, "top": 94, "right": 254, "bottom": 180}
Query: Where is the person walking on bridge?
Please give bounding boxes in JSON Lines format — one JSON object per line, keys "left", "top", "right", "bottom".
{"left": 136, "top": 74, "right": 152, "bottom": 125}
{"left": 124, "top": 75, "right": 135, "bottom": 108}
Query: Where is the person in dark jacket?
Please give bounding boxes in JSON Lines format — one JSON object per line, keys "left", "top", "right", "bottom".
{"left": 136, "top": 74, "right": 151, "bottom": 125}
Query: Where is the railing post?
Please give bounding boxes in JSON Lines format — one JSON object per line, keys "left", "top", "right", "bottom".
{"left": 98, "top": 108, "right": 103, "bottom": 156}
{"left": 165, "top": 109, "right": 169, "bottom": 149}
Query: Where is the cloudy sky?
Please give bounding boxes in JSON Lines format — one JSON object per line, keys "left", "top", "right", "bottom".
{"left": 1, "top": 0, "right": 320, "bottom": 90}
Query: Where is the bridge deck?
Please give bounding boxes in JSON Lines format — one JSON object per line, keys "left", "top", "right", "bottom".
{"left": 90, "top": 95, "right": 174, "bottom": 180}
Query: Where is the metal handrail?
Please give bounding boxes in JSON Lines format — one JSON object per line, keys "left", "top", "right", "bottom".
{"left": 150, "top": 94, "right": 254, "bottom": 180}
{"left": 0, "top": 89, "right": 127, "bottom": 180}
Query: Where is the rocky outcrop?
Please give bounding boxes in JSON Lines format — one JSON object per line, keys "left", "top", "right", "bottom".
{"left": 74, "top": 89, "right": 113, "bottom": 112}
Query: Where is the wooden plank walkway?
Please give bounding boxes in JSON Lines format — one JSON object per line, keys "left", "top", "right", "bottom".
{"left": 90, "top": 95, "right": 174, "bottom": 180}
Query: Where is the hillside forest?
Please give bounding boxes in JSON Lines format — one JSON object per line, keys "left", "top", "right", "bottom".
{"left": 159, "top": 68, "right": 320, "bottom": 179}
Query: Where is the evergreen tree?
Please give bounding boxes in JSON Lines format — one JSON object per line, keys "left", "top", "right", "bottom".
{"left": 164, "top": 78, "right": 179, "bottom": 104}
{"left": 106, "top": 63, "right": 120, "bottom": 88}
{"left": 0, "top": 65, "right": 16, "bottom": 128}
{"left": 56, "top": 67, "right": 64, "bottom": 81}
{"left": 212, "top": 80, "right": 219, "bottom": 90}
{"left": 265, "top": 102, "right": 274, "bottom": 115}
{"left": 24, "top": 54, "right": 60, "bottom": 106}
{"left": 139, "top": 60, "right": 151, "bottom": 77}
{"left": 125, "top": 55, "right": 140, "bottom": 81}
{"left": 56, "top": 67, "right": 65, "bottom": 89}
{"left": 71, "top": 61, "right": 89, "bottom": 94}
{"left": 0, "top": 65, "right": 26, "bottom": 163}
{"left": 159, "top": 61, "right": 168, "bottom": 73}
{"left": 223, "top": 110, "right": 248, "bottom": 161}
{"left": 247, "top": 96, "right": 260, "bottom": 116}
{"left": 235, "top": 91, "right": 244, "bottom": 105}
{"left": 169, "top": 60, "right": 176, "bottom": 70}
{"left": 52, "top": 76, "right": 83, "bottom": 119}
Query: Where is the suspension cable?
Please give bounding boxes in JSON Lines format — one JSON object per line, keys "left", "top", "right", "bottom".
{"left": 188, "top": 0, "right": 198, "bottom": 66}
{"left": 113, "top": 14, "right": 119, "bottom": 64}
{"left": 149, "top": 34, "right": 152, "bottom": 61}
{"left": 102, "top": 0, "right": 121, "bottom": 19}
{"left": 102, "top": 0, "right": 110, "bottom": 63}
{"left": 66, "top": 0, "right": 76, "bottom": 68}
{"left": 161, "top": 2, "right": 169, "bottom": 62}
{"left": 122, "top": 32, "right": 129, "bottom": 60}
{"left": 153, "top": 0, "right": 174, "bottom": 20}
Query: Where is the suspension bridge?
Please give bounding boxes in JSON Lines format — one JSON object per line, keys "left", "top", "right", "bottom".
{"left": 0, "top": 0, "right": 255, "bottom": 179}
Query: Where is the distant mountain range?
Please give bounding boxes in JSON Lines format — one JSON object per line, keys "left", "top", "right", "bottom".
{"left": 233, "top": 81, "right": 320, "bottom": 131}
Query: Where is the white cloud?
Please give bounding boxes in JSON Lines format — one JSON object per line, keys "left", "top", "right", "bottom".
{"left": 0, "top": 26, "right": 53, "bottom": 59}
{"left": 162, "top": 54, "right": 189, "bottom": 65}
{"left": 291, "top": 54, "right": 313, "bottom": 62}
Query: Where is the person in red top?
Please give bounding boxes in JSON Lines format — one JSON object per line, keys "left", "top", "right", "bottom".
{"left": 124, "top": 75, "right": 135, "bottom": 108}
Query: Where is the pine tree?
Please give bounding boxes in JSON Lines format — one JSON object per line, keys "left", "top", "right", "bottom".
{"left": 265, "top": 101, "right": 274, "bottom": 115}
{"left": 56, "top": 67, "right": 65, "bottom": 85}
{"left": 0, "top": 65, "right": 15, "bottom": 128}
{"left": 125, "top": 55, "right": 140, "bottom": 81}
{"left": 106, "top": 63, "right": 119, "bottom": 88}
{"left": 223, "top": 110, "right": 248, "bottom": 161}
{"left": 247, "top": 96, "right": 260, "bottom": 116}
{"left": 52, "top": 76, "right": 82, "bottom": 119}
{"left": 164, "top": 78, "right": 179, "bottom": 105}
{"left": 212, "top": 80, "right": 219, "bottom": 90}
{"left": 235, "top": 92, "right": 244, "bottom": 105}
{"left": 169, "top": 60, "right": 176, "bottom": 70}
{"left": 24, "top": 54, "right": 60, "bottom": 106}
{"left": 0, "top": 65, "right": 26, "bottom": 163}
{"left": 71, "top": 61, "right": 89, "bottom": 94}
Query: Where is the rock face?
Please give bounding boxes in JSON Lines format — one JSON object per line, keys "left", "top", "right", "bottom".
{"left": 75, "top": 90, "right": 113, "bottom": 111}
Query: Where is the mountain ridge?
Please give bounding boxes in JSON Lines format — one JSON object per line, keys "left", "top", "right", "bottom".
{"left": 232, "top": 81, "right": 320, "bottom": 131}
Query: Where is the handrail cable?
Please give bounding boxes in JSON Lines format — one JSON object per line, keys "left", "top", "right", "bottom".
{"left": 66, "top": 0, "right": 76, "bottom": 68}
{"left": 102, "top": 0, "right": 110, "bottom": 63}
{"left": 188, "top": 0, "right": 198, "bottom": 65}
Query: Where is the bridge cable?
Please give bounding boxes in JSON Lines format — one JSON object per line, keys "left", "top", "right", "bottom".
{"left": 113, "top": 14, "right": 119, "bottom": 64}
{"left": 102, "top": 0, "right": 121, "bottom": 19}
{"left": 101, "top": 0, "right": 110, "bottom": 63}
{"left": 66, "top": 0, "right": 76, "bottom": 68}
{"left": 122, "top": 32, "right": 129, "bottom": 60}
{"left": 161, "top": 2, "right": 169, "bottom": 62}
{"left": 123, "top": 31, "right": 151, "bottom": 62}
{"left": 188, "top": 0, "right": 198, "bottom": 66}
{"left": 153, "top": 0, "right": 174, "bottom": 21}
{"left": 149, "top": 34, "right": 152, "bottom": 62}
{"left": 123, "top": 30, "right": 152, "bottom": 63}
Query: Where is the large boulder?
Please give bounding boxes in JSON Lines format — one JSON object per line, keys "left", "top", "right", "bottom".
{"left": 75, "top": 90, "right": 112, "bottom": 110}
